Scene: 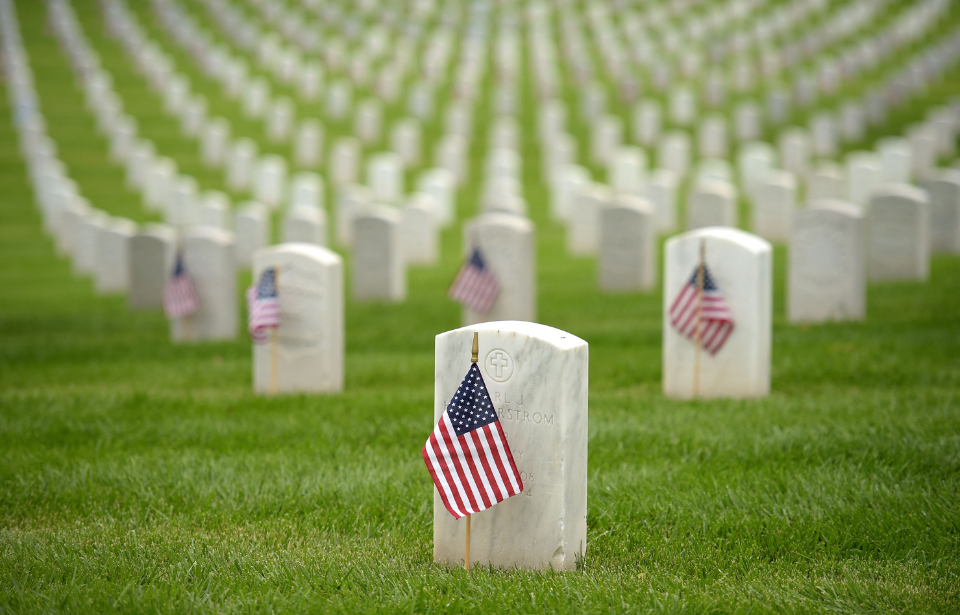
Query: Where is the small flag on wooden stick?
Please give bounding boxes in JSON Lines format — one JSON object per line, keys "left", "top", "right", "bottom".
{"left": 162, "top": 254, "right": 200, "bottom": 319}
{"left": 448, "top": 248, "right": 500, "bottom": 315}
{"left": 246, "top": 267, "right": 280, "bottom": 344}
{"left": 423, "top": 335, "right": 523, "bottom": 522}
{"left": 668, "top": 257, "right": 736, "bottom": 356}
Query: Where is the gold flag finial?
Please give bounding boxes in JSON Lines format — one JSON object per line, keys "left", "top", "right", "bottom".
{"left": 471, "top": 332, "right": 479, "bottom": 363}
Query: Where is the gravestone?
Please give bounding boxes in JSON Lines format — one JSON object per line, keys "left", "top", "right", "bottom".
{"left": 663, "top": 227, "right": 772, "bottom": 399}
{"left": 367, "top": 152, "right": 404, "bottom": 204}
{"left": 789, "top": 202, "right": 866, "bottom": 322}
{"left": 598, "top": 196, "right": 656, "bottom": 291}
{"left": 920, "top": 169, "right": 960, "bottom": 253}
{"left": 266, "top": 97, "right": 294, "bottom": 142}
{"left": 251, "top": 244, "right": 344, "bottom": 393}
{"left": 199, "top": 191, "right": 231, "bottom": 230}
{"left": 752, "top": 171, "right": 796, "bottom": 242}
{"left": 698, "top": 115, "right": 727, "bottom": 158}
{"left": 335, "top": 184, "right": 372, "bottom": 247}
{"left": 877, "top": 137, "right": 912, "bottom": 184}
{"left": 648, "top": 168, "right": 678, "bottom": 232}
{"left": 129, "top": 223, "right": 176, "bottom": 309}
{"left": 172, "top": 227, "right": 237, "bottom": 341}
{"left": 352, "top": 206, "right": 405, "bottom": 302}
{"left": 462, "top": 213, "right": 536, "bottom": 325}
{"left": 591, "top": 115, "right": 622, "bottom": 165}
{"left": 391, "top": 119, "right": 422, "bottom": 167}
{"left": 283, "top": 207, "right": 326, "bottom": 246}
{"left": 609, "top": 147, "right": 646, "bottom": 196}
{"left": 200, "top": 117, "right": 230, "bottom": 167}
{"left": 94, "top": 217, "right": 136, "bottom": 294}
{"left": 417, "top": 168, "right": 456, "bottom": 227}
{"left": 868, "top": 185, "right": 930, "bottom": 281}
{"left": 846, "top": 151, "right": 882, "bottom": 206}
{"left": 737, "top": 142, "right": 776, "bottom": 198}
{"left": 294, "top": 119, "right": 323, "bottom": 168}
{"left": 234, "top": 202, "right": 270, "bottom": 268}
{"left": 432, "top": 322, "right": 587, "bottom": 571}
{"left": 401, "top": 194, "right": 439, "bottom": 265}
{"left": 687, "top": 181, "right": 737, "bottom": 230}
{"left": 226, "top": 139, "right": 258, "bottom": 193}
{"left": 435, "top": 134, "right": 467, "bottom": 184}
{"left": 330, "top": 137, "right": 361, "bottom": 187}
{"left": 74, "top": 209, "right": 109, "bottom": 276}
{"left": 567, "top": 182, "right": 610, "bottom": 256}
{"left": 806, "top": 162, "right": 845, "bottom": 201}
{"left": 551, "top": 165, "right": 589, "bottom": 223}
{"left": 145, "top": 157, "right": 176, "bottom": 212}
{"left": 658, "top": 131, "right": 691, "bottom": 178}
{"left": 779, "top": 127, "right": 811, "bottom": 178}
{"left": 254, "top": 155, "right": 287, "bottom": 209}
{"left": 908, "top": 124, "right": 937, "bottom": 179}
{"left": 633, "top": 99, "right": 661, "bottom": 146}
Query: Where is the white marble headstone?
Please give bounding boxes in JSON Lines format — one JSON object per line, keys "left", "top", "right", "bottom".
{"left": 283, "top": 207, "right": 326, "bottom": 246}
{"left": 251, "top": 244, "right": 343, "bottom": 393}
{"left": 752, "top": 171, "right": 796, "bottom": 242}
{"left": 401, "top": 194, "right": 439, "bottom": 265}
{"left": 598, "top": 196, "right": 656, "bottom": 291}
{"left": 95, "top": 217, "right": 137, "bottom": 294}
{"left": 129, "top": 223, "right": 176, "bottom": 309}
{"left": 789, "top": 202, "right": 865, "bottom": 322}
{"left": 687, "top": 180, "right": 737, "bottom": 230}
{"left": 352, "top": 206, "right": 405, "bottom": 302}
{"left": 433, "top": 322, "right": 587, "bottom": 571}
{"left": 462, "top": 214, "right": 536, "bottom": 325}
{"left": 172, "top": 227, "right": 237, "bottom": 341}
{"left": 234, "top": 202, "right": 270, "bottom": 268}
{"left": 663, "top": 227, "right": 772, "bottom": 399}
{"left": 868, "top": 185, "right": 930, "bottom": 281}
{"left": 921, "top": 169, "right": 960, "bottom": 253}
{"left": 567, "top": 182, "right": 610, "bottom": 256}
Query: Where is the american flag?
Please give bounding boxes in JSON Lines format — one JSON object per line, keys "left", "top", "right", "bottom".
{"left": 423, "top": 363, "right": 523, "bottom": 519}
{"left": 162, "top": 254, "right": 200, "bottom": 319}
{"left": 448, "top": 248, "right": 500, "bottom": 315}
{"left": 669, "top": 263, "right": 736, "bottom": 355}
{"left": 246, "top": 267, "right": 280, "bottom": 344}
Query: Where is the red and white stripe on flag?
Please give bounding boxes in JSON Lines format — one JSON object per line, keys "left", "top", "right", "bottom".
{"left": 423, "top": 363, "right": 523, "bottom": 519}
{"left": 245, "top": 287, "right": 280, "bottom": 344}
{"left": 448, "top": 249, "right": 500, "bottom": 315}
{"left": 162, "top": 276, "right": 200, "bottom": 319}
{"left": 668, "top": 264, "right": 736, "bottom": 355}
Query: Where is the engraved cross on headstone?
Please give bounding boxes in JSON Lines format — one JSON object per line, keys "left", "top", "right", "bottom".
{"left": 488, "top": 351, "right": 510, "bottom": 378}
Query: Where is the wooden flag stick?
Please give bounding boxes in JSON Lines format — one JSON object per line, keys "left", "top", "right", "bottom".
{"left": 465, "top": 331, "right": 478, "bottom": 570}
{"left": 269, "top": 268, "right": 281, "bottom": 396}
{"left": 183, "top": 315, "right": 192, "bottom": 341}
{"left": 692, "top": 240, "right": 706, "bottom": 398}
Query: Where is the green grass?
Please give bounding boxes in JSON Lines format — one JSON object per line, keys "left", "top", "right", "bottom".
{"left": 2, "top": 0, "right": 960, "bottom": 612}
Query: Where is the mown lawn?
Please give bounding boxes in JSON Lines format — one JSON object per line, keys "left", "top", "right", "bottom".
{"left": 2, "top": 0, "right": 960, "bottom": 612}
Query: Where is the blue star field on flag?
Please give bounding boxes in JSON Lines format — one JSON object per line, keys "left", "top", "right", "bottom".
{"left": 446, "top": 363, "right": 499, "bottom": 437}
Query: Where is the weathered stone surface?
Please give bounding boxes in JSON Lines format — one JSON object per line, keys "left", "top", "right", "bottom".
{"left": 433, "top": 322, "right": 587, "bottom": 571}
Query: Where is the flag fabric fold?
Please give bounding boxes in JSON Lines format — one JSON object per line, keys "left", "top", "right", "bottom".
{"left": 448, "top": 248, "right": 501, "bottom": 315}
{"left": 668, "top": 263, "right": 736, "bottom": 355}
{"left": 423, "top": 363, "right": 523, "bottom": 519}
{"left": 162, "top": 254, "right": 200, "bottom": 319}
{"left": 246, "top": 267, "right": 280, "bottom": 344}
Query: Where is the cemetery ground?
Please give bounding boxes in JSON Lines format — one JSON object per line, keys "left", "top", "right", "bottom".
{"left": 3, "top": 1, "right": 960, "bottom": 613}
{"left": 4, "top": 109, "right": 960, "bottom": 614}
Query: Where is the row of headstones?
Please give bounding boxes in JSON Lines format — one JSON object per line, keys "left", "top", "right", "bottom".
{"left": 99, "top": 0, "right": 470, "bottom": 241}
{"left": 112, "top": 0, "right": 960, "bottom": 248}
{"left": 53, "top": 0, "right": 459, "bottom": 273}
